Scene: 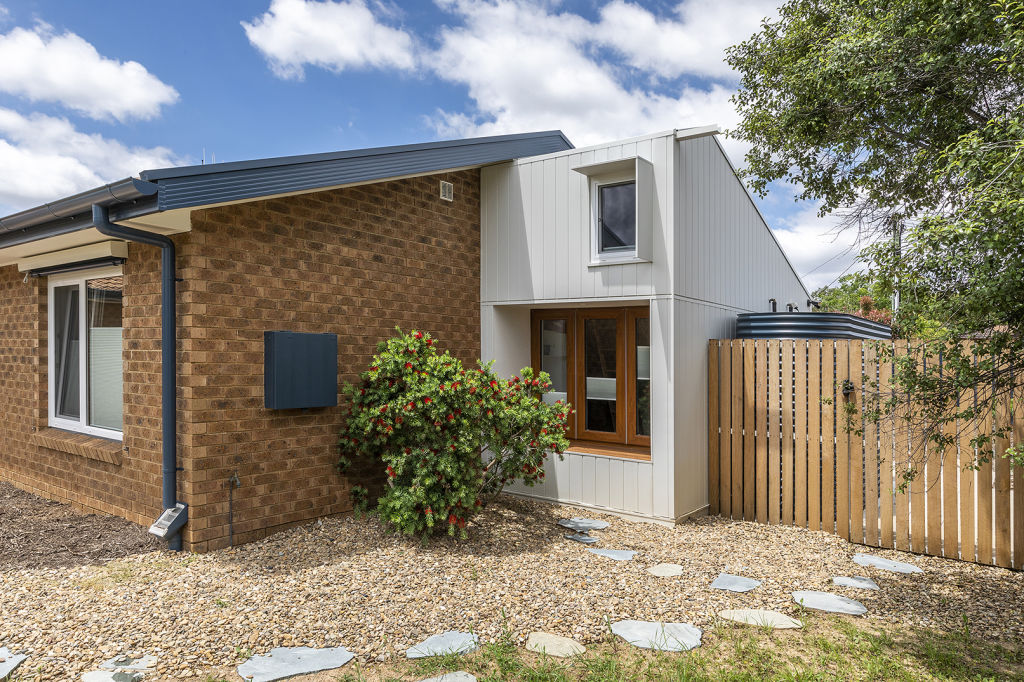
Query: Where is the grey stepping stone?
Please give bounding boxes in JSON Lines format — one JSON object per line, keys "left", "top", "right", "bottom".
{"left": 558, "top": 518, "right": 610, "bottom": 532}
{"left": 833, "top": 576, "right": 880, "bottom": 591}
{"left": 719, "top": 609, "right": 802, "bottom": 629}
{"left": 418, "top": 673, "right": 476, "bottom": 682}
{"left": 99, "top": 655, "right": 156, "bottom": 672}
{"left": 793, "top": 591, "right": 867, "bottom": 615}
{"left": 0, "top": 647, "right": 27, "bottom": 682}
{"left": 711, "top": 572, "right": 761, "bottom": 592}
{"left": 611, "top": 620, "right": 702, "bottom": 651}
{"left": 525, "top": 632, "right": 586, "bottom": 657}
{"left": 587, "top": 548, "right": 636, "bottom": 561}
{"left": 406, "top": 631, "right": 479, "bottom": 659}
{"left": 647, "top": 563, "right": 685, "bottom": 577}
{"left": 564, "top": 533, "right": 598, "bottom": 544}
{"left": 237, "top": 646, "right": 354, "bottom": 682}
{"left": 853, "top": 553, "right": 923, "bottom": 574}
{"left": 81, "top": 673, "right": 143, "bottom": 682}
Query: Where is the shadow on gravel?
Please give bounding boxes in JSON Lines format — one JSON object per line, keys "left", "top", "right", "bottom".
{"left": 0, "top": 482, "right": 161, "bottom": 570}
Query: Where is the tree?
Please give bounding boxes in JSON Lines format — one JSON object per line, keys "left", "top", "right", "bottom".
{"left": 339, "top": 329, "right": 571, "bottom": 539}
{"left": 729, "top": 0, "right": 1024, "bottom": 474}
{"left": 813, "top": 272, "right": 893, "bottom": 325}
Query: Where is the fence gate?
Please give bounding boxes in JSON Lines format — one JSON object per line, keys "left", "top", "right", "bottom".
{"left": 707, "top": 339, "right": 1023, "bottom": 569}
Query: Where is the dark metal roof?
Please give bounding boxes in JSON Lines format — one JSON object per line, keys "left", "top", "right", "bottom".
{"left": 0, "top": 130, "right": 574, "bottom": 248}
{"left": 736, "top": 312, "right": 892, "bottom": 340}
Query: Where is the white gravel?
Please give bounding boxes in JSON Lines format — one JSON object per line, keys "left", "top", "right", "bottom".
{"left": 1, "top": 495, "right": 1021, "bottom": 680}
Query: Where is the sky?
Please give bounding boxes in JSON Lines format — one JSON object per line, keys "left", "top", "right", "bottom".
{"left": 0, "top": 0, "right": 861, "bottom": 290}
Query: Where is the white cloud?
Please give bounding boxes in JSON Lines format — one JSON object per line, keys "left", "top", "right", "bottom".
{"left": 427, "top": 0, "right": 746, "bottom": 148}
{"left": 771, "top": 203, "right": 866, "bottom": 292}
{"left": 242, "top": 0, "right": 417, "bottom": 79}
{"left": 0, "top": 24, "right": 178, "bottom": 121}
{"left": 0, "top": 108, "right": 179, "bottom": 212}
{"left": 593, "top": 0, "right": 778, "bottom": 81}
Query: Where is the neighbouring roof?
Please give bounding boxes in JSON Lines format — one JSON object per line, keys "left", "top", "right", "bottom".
{"left": 0, "top": 130, "right": 574, "bottom": 250}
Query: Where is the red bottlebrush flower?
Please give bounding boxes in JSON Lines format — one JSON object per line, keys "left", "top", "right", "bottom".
{"left": 486, "top": 409, "right": 493, "bottom": 416}
{"left": 424, "top": 507, "right": 432, "bottom": 515}
{"left": 370, "top": 366, "right": 378, "bottom": 372}
{"left": 457, "top": 517, "right": 466, "bottom": 529}
{"left": 448, "top": 513, "right": 457, "bottom": 525}
{"left": 434, "top": 421, "right": 442, "bottom": 427}
{"left": 455, "top": 409, "right": 462, "bottom": 416}
{"left": 532, "top": 379, "right": 539, "bottom": 386}
{"left": 450, "top": 444, "right": 456, "bottom": 451}
{"left": 413, "top": 331, "right": 423, "bottom": 339}
{"left": 379, "top": 406, "right": 387, "bottom": 414}
{"left": 423, "top": 397, "right": 432, "bottom": 404}
{"left": 541, "top": 428, "right": 547, "bottom": 434}
{"left": 447, "top": 414, "right": 454, "bottom": 421}
{"left": 426, "top": 339, "right": 434, "bottom": 346}
{"left": 404, "top": 447, "right": 411, "bottom": 454}
{"left": 360, "top": 388, "right": 366, "bottom": 395}
{"left": 489, "top": 380, "right": 498, "bottom": 389}
{"left": 530, "top": 440, "right": 538, "bottom": 447}
{"left": 396, "top": 417, "right": 403, "bottom": 425}
{"left": 469, "top": 386, "right": 477, "bottom": 394}
{"left": 386, "top": 425, "right": 393, "bottom": 433}
{"left": 539, "top": 471, "right": 545, "bottom": 479}
{"left": 388, "top": 379, "right": 395, "bottom": 387}
{"left": 386, "top": 465, "right": 395, "bottom": 478}
{"left": 439, "top": 384, "right": 445, "bottom": 392}
{"left": 404, "top": 362, "right": 413, "bottom": 369}
{"left": 474, "top": 499, "right": 481, "bottom": 507}
{"left": 513, "top": 376, "right": 520, "bottom": 383}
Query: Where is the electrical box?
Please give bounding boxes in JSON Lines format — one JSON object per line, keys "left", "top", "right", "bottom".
{"left": 264, "top": 331, "right": 339, "bottom": 410}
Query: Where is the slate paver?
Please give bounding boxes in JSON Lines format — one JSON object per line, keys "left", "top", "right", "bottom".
{"left": 793, "top": 590, "right": 867, "bottom": 615}
{"left": 99, "top": 655, "right": 156, "bottom": 672}
{"left": 586, "top": 548, "right": 636, "bottom": 561}
{"left": 611, "top": 620, "right": 702, "bottom": 651}
{"left": 525, "top": 632, "right": 586, "bottom": 657}
{"left": 564, "top": 533, "right": 598, "bottom": 544}
{"left": 647, "top": 563, "right": 685, "bottom": 577}
{"left": 853, "top": 553, "right": 923, "bottom": 574}
{"left": 718, "top": 609, "right": 802, "bottom": 629}
{"left": 833, "top": 575, "right": 880, "bottom": 590}
{"left": 417, "top": 673, "right": 476, "bottom": 682}
{"left": 406, "top": 631, "right": 480, "bottom": 659}
{"left": 81, "top": 672, "right": 143, "bottom": 682}
{"left": 558, "top": 518, "right": 610, "bottom": 532}
{"left": 0, "top": 647, "right": 27, "bottom": 682}
{"left": 710, "top": 572, "right": 761, "bottom": 592}
{"left": 236, "top": 646, "right": 354, "bottom": 682}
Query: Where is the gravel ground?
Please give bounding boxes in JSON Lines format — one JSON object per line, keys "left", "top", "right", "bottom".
{"left": 1, "top": 495, "right": 1021, "bottom": 681}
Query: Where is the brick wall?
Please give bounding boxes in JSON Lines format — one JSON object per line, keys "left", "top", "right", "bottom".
{"left": 0, "top": 249, "right": 165, "bottom": 526}
{"left": 177, "top": 169, "right": 481, "bottom": 551}
{"left": 0, "top": 168, "right": 482, "bottom": 552}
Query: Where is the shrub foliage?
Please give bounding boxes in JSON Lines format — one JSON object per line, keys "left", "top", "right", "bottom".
{"left": 340, "top": 329, "right": 570, "bottom": 538}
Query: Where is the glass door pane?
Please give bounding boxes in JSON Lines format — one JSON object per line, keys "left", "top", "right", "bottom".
{"left": 539, "top": 318, "right": 569, "bottom": 405}
{"left": 53, "top": 284, "right": 80, "bottom": 420}
{"left": 87, "top": 276, "right": 123, "bottom": 431}
{"left": 635, "top": 317, "right": 651, "bottom": 437}
{"left": 583, "top": 317, "right": 618, "bottom": 432}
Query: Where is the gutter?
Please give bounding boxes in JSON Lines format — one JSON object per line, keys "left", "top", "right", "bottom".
{"left": 91, "top": 204, "right": 186, "bottom": 551}
{"left": 0, "top": 178, "right": 157, "bottom": 234}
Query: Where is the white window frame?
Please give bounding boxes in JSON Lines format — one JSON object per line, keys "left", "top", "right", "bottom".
{"left": 590, "top": 172, "right": 640, "bottom": 265}
{"left": 47, "top": 265, "right": 124, "bottom": 440}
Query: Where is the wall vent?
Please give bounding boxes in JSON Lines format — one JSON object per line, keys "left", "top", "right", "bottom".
{"left": 439, "top": 180, "right": 454, "bottom": 202}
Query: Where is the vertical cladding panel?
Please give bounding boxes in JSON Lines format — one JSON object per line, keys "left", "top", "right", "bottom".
{"left": 554, "top": 156, "right": 570, "bottom": 300}
{"left": 674, "top": 136, "right": 806, "bottom": 310}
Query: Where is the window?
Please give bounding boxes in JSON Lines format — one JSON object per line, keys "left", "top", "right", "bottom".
{"left": 598, "top": 181, "right": 636, "bottom": 253}
{"left": 574, "top": 155, "right": 654, "bottom": 265}
{"left": 48, "top": 267, "right": 124, "bottom": 439}
{"left": 531, "top": 307, "right": 650, "bottom": 458}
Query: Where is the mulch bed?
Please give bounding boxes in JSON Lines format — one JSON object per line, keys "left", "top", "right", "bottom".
{"left": 0, "top": 481, "right": 160, "bottom": 570}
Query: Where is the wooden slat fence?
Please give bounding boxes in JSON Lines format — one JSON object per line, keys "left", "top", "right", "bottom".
{"left": 708, "top": 339, "right": 1023, "bottom": 570}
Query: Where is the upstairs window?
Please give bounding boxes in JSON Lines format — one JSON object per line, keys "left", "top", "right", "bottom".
{"left": 598, "top": 181, "right": 637, "bottom": 254}
{"left": 573, "top": 155, "right": 654, "bottom": 265}
{"left": 48, "top": 267, "right": 124, "bottom": 439}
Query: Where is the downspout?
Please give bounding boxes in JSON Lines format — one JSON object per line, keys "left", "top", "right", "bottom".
{"left": 91, "top": 204, "right": 185, "bottom": 551}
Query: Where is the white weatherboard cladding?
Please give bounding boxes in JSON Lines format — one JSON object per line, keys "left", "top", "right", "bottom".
{"left": 481, "top": 130, "right": 807, "bottom": 522}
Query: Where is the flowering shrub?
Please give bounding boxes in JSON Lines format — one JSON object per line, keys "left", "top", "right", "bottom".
{"left": 339, "top": 329, "right": 571, "bottom": 539}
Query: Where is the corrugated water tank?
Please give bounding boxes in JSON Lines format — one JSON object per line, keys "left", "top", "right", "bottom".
{"left": 735, "top": 312, "right": 891, "bottom": 340}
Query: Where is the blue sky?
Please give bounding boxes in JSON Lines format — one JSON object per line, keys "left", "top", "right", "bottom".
{"left": 0, "top": 0, "right": 860, "bottom": 289}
